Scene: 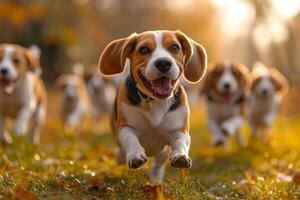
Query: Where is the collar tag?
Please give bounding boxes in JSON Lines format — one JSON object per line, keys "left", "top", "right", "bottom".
{"left": 137, "top": 90, "right": 152, "bottom": 109}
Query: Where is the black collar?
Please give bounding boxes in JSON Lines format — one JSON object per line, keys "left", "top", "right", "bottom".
{"left": 129, "top": 72, "right": 153, "bottom": 102}
{"left": 125, "top": 72, "right": 182, "bottom": 111}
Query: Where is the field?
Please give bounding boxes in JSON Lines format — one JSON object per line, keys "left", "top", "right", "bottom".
{"left": 0, "top": 92, "right": 300, "bottom": 200}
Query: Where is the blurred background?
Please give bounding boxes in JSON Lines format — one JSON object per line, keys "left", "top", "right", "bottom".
{"left": 1, "top": 0, "right": 300, "bottom": 114}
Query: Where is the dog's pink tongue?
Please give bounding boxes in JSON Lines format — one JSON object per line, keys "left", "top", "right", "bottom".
{"left": 1, "top": 80, "right": 14, "bottom": 94}
{"left": 151, "top": 77, "right": 173, "bottom": 96}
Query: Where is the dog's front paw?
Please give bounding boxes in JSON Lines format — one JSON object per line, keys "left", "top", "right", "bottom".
{"left": 0, "top": 132, "right": 12, "bottom": 145}
{"left": 170, "top": 154, "right": 192, "bottom": 168}
{"left": 127, "top": 152, "right": 147, "bottom": 169}
{"left": 14, "top": 124, "right": 27, "bottom": 136}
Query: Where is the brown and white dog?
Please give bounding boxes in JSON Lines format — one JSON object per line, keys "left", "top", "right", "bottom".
{"left": 98, "top": 30, "right": 207, "bottom": 183}
{"left": 83, "top": 66, "right": 115, "bottom": 122}
{"left": 249, "top": 62, "right": 289, "bottom": 142}
{"left": 0, "top": 44, "right": 47, "bottom": 144}
{"left": 56, "top": 65, "right": 90, "bottom": 133}
{"left": 202, "top": 61, "right": 250, "bottom": 147}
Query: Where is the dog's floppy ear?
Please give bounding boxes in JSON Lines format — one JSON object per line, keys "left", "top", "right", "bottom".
{"left": 99, "top": 33, "right": 137, "bottom": 76}
{"left": 270, "top": 68, "right": 289, "bottom": 96}
{"left": 200, "top": 64, "right": 214, "bottom": 95}
{"left": 55, "top": 75, "right": 67, "bottom": 90}
{"left": 175, "top": 30, "right": 207, "bottom": 83}
{"left": 24, "top": 48, "right": 41, "bottom": 74}
{"left": 234, "top": 62, "right": 251, "bottom": 90}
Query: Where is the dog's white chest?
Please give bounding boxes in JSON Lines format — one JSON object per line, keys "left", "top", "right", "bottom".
{"left": 207, "top": 101, "right": 240, "bottom": 122}
{"left": 121, "top": 101, "right": 188, "bottom": 156}
{"left": 0, "top": 74, "right": 34, "bottom": 117}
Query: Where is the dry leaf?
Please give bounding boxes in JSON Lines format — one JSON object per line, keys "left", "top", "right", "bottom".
{"left": 15, "top": 187, "right": 39, "bottom": 200}
{"left": 141, "top": 183, "right": 163, "bottom": 200}
{"left": 90, "top": 176, "right": 113, "bottom": 193}
{"left": 292, "top": 171, "right": 300, "bottom": 184}
{"left": 236, "top": 179, "right": 252, "bottom": 191}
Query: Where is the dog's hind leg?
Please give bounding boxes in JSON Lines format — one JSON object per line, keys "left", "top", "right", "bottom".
{"left": 30, "top": 105, "right": 46, "bottom": 144}
{"left": 115, "top": 147, "right": 126, "bottom": 164}
{"left": 0, "top": 115, "right": 12, "bottom": 145}
{"left": 235, "top": 129, "right": 244, "bottom": 146}
{"left": 149, "top": 146, "right": 169, "bottom": 184}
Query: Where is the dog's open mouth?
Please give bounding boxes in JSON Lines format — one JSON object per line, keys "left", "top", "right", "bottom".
{"left": 0, "top": 79, "right": 15, "bottom": 94}
{"left": 220, "top": 92, "right": 234, "bottom": 102}
{"left": 141, "top": 75, "right": 176, "bottom": 98}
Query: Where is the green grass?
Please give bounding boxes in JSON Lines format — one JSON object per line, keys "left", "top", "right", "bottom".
{"left": 0, "top": 106, "right": 300, "bottom": 199}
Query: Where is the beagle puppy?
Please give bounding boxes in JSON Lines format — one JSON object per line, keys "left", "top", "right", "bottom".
{"left": 249, "top": 62, "right": 289, "bottom": 142}
{"left": 84, "top": 67, "right": 115, "bottom": 122}
{"left": 98, "top": 30, "right": 207, "bottom": 183}
{"left": 56, "top": 67, "right": 91, "bottom": 133}
{"left": 202, "top": 61, "right": 250, "bottom": 147}
{"left": 0, "top": 44, "right": 47, "bottom": 144}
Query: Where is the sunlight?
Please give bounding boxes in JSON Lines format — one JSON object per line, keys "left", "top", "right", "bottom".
{"left": 271, "top": 0, "right": 300, "bottom": 21}
{"left": 165, "top": 0, "right": 194, "bottom": 10}
{"left": 212, "top": 0, "right": 255, "bottom": 38}
{"left": 252, "top": 17, "right": 289, "bottom": 50}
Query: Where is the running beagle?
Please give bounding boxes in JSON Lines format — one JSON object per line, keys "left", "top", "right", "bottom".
{"left": 0, "top": 44, "right": 47, "bottom": 144}
{"left": 98, "top": 30, "right": 207, "bottom": 183}
{"left": 249, "top": 62, "right": 289, "bottom": 142}
{"left": 56, "top": 64, "right": 91, "bottom": 133}
{"left": 202, "top": 61, "right": 250, "bottom": 148}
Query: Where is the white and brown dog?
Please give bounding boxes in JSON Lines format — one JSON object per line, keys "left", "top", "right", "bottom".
{"left": 84, "top": 67, "right": 115, "bottom": 122}
{"left": 249, "top": 62, "right": 289, "bottom": 142}
{"left": 56, "top": 65, "right": 90, "bottom": 133}
{"left": 0, "top": 44, "right": 47, "bottom": 144}
{"left": 202, "top": 61, "right": 250, "bottom": 147}
{"left": 98, "top": 30, "right": 207, "bottom": 183}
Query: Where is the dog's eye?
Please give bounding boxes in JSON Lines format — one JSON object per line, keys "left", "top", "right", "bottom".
{"left": 214, "top": 69, "right": 222, "bottom": 75}
{"left": 139, "top": 47, "right": 151, "bottom": 55}
{"left": 13, "top": 58, "right": 20, "bottom": 64}
{"left": 169, "top": 44, "right": 180, "bottom": 53}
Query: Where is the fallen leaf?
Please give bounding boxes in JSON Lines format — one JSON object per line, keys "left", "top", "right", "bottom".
{"left": 89, "top": 176, "right": 113, "bottom": 193}
{"left": 141, "top": 183, "right": 163, "bottom": 200}
{"left": 15, "top": 187, "right": 39, "bottom": 200}
{"left": 236, "top": 179, "right": 252, "bottom": 191}
{"left": 292, "top": 171, "right": 300, "bottom": 184}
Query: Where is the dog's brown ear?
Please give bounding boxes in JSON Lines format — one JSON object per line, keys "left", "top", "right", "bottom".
{"left": 250, "top": 77, "right": 261, "bottom": 92}
{"left": 24, "top": 48, "right": 41, "bottom": 74}
{"left": 270, "top": 68, "right": 289, "bottom": 95}
{"left": 200, "top": 64, "right": 215, "bottom": 95}
{"left": 176, "top": 30, "right": 207, "bottom": 83}
{"left": 55, "top": 75, "right": 67, "bottom": 90}
{"left": 99, "top": 33, "right": 137, "bottom": 76}
{"left": 233, "top": 62, "right": 251, "bottom": 90}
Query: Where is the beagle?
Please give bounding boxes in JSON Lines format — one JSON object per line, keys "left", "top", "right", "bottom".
{"left": 83, "top": 66, "right": 115, "bottom": 122}
{"left": 0, "top": 44, "right": 47, "bottom": 144}
{"left": 98, "top": 30, "right": 207, "bottom": 183}
{"left": 202, "top": 61, "right": 250, "bottom": 148}
{"left": 56, "top": 66, "right": 91, "bottom": 133}
{"left": 249, "top": 62, "right": 289, "bottom": 142}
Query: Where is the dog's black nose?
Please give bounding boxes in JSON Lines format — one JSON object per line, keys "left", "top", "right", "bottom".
{"left": 224, "top": 83, "right": 231, "bottom": 90}
{"left": 0, "top": 68, "right": 8, "bottom": 76}
{"left": 155, "top": 59, "right": 172, "bottom": 73}
{"left": 262, "top": 89, "right": 268, "bottom": 96}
